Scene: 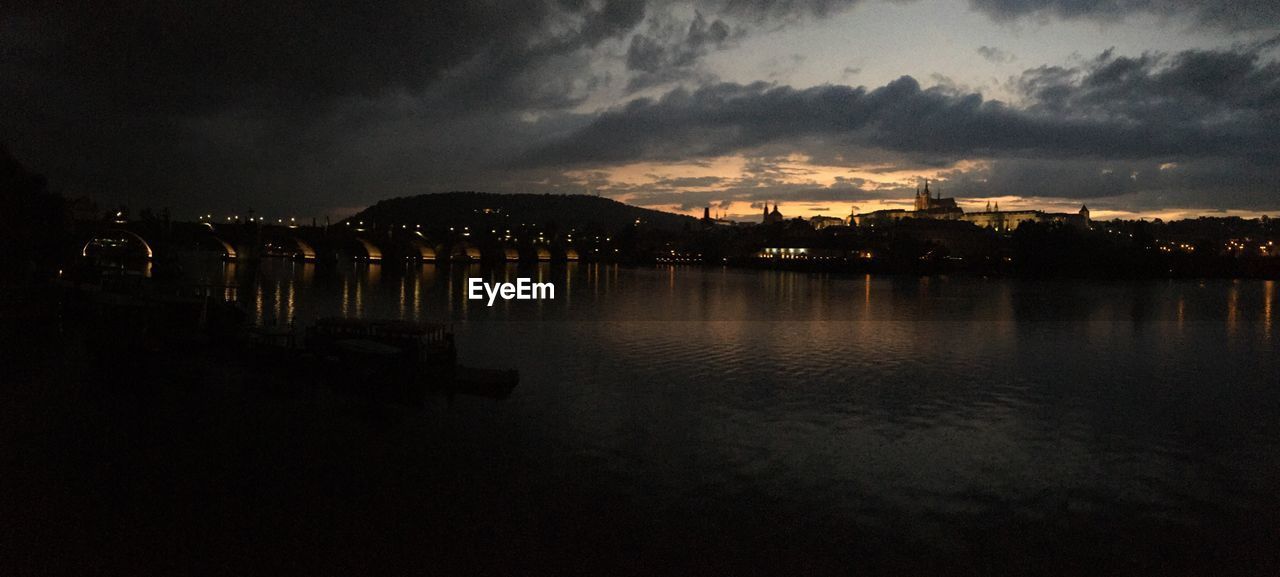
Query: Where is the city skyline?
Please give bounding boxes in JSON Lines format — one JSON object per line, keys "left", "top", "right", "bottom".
{"left": 4, "top": 1, "right": 1280, "bottom": 221}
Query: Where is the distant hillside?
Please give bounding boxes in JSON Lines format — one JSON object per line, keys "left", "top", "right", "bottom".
{"left": 346, "top": 192, "right": 698, "bottom": 232}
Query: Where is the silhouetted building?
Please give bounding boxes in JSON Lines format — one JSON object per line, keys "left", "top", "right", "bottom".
{"left": 762, "top": 203, "right": 785, "bottom": 225}
{"left": 702, "top": 206, "right": 737, "bottom": 227}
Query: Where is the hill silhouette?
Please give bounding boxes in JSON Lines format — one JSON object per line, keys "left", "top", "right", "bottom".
{"left": 346, "top": 192, "right": 698, "bottom": 232}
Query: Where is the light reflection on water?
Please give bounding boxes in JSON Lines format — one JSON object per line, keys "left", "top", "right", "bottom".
{"left": 1265, "top": 279, "right": 1274, "bottom": 339}
{"left": 187, "top": 258, "right": 1280, "bottom": 546}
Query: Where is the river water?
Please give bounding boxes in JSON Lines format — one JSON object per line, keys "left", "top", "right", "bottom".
{"left": 163, "top": 259, "right": 1280, "bottom": 571}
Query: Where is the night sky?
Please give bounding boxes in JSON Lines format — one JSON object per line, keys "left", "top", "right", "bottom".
{"left": 4, "top": 1, "right": 1279, "bottom": 221}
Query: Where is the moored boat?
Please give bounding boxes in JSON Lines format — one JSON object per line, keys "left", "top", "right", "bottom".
{"left": 303, "top": 317, "right": 519, "bottom": 402}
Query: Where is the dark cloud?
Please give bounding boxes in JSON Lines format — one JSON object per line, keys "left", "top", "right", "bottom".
{"left": 651, "top": 175, "right": 727, "bottom": 187}
{"left": 967, "top": 0, "right": 1280, "bottom": 30}
{"left": 938, "top": 155, "right": 1280, "bottom": 210}
{"left": 1021, "top": 48, "right": 1279, "bottom": 121}
{"left": 719, "top": 0, "right": 867, "bottom": 23}
{"left": 528, "top": 45, "right": 1280, "bottom": 163}
{"left": 626, "top": 11, "right": 733, "bottom": 91}
{"left": 977, "top": 45, "right": 1015, "bottom": 63}
{"left": 3, "top": 0, "right": 647, "bottom": 115}
{"left": 607, "top": 158, "right": 906, "bottom": 211}
{"left": 625, "top": 181, "right": 879, "bottom": 211}
{"left": 940, "top": 158, "right": 1158, "bottom": 200}
{"left": 720, "top": 0, "right": 1280, "bottom": 31}
{"left": 0, "top": 0, "right": 649, "bottom": 213}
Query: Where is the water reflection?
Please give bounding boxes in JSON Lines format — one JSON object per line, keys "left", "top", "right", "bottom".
{"left": 1177, "top": 294, "right": 1186, "bottom": 331}
{"left": 398, "top": 275, "right": 408, "bottom": 320}
{"left": 1227, "top": 279, "right": 1240, "bottom": 336}
{"left": 254, "top": 282, "right": 264, "bottom": 323}
{"left": 340, "top": 274, "right": 350, "bottom": 317}
{"left": 210, "top": 260, "right": 1280, "bottom": 331}
{"left": 221, "top": 262, "right": 239, "bottom": 302}
{"left": 272, "top": 274, "right": 283, "bottom": 323}
{"left": 1266, "top": 280, "right": 1274, "bottom": 340}
{"left": 179, "top": 258, "right": 1280, "bottom": 552}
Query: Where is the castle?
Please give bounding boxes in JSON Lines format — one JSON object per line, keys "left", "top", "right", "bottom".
{"left": 912, "top": 180, "right": 960, "bottom": 214}
{"left": 850, "top": 179, "right": 1090, "bottom": 231}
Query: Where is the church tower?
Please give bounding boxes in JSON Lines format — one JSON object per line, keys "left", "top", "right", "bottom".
{"left": 915, "top": 179, "right": 935, "bottom": 211}
{"left": 764, "top": 203, "right": 784, "bottom": 224}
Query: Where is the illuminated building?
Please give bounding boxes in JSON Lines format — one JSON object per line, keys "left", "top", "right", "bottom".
{"left": 850, "top": 179, "right": 1091, "bottom": 231}
{"left": 912, "top": 179, "right": 961, "bottom": 215}
{"left": 961, "top": 204, "right": 1090, "bottom": 232}
{"left": 755, "top": 247, "right": 844, "bottom": 260}
{"left": 809, "top": 216, "right": 847, "bottom": 229}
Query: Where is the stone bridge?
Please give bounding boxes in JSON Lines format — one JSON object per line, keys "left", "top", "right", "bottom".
{"left": 77, "top": 220, "right": 583, "bottom": 266}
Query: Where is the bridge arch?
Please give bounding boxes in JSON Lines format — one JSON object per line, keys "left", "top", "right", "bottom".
{"left": 258, "top": 229, "right": 317, "bottom": 261}
{"left": 524, "top": 245, "right": 551, "bottom": 261}
{"left": 411, "top": 241, "right": 437, "bottom": 261}
{"left": 398, "top": 230, "right": 437, "bottom": 262}
{"left": 213, "top": 237, "right": 238, "bottom": 259}
{"left": 289, "top": 237, "right": 317, "bottom": 261}
{"left": 449, "top": 241, "right": 481, "bottom": 262}
{"left": 82, "top": 228, "right": 153, "bottom": 260}
{"left": 198, "top": 222, "right": 238, "bottom": 259}
{"left": 354, "top": 237, "right": 383, "bottom": 262}
{"left": 379, "top": 229, "right": 434, "bottom": 262}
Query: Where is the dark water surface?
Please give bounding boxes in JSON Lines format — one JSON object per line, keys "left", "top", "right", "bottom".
{"left": 7, "top": 260, "right": 1280, "bottom": 575}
